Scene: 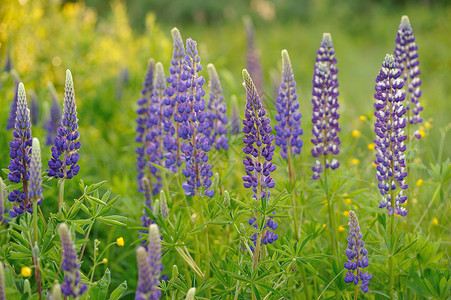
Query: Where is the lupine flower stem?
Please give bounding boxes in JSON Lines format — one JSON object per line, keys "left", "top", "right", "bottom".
{"left": 324, "top": 167, "right": 336, "bottom": 255}
{"left": 58, "top": 179, "right": 65, "bottom": 213}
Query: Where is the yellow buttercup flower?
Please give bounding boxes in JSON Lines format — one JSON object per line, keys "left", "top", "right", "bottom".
{"left": 345, "top": 198, "right": 352, "bottom": 204}
{"left": 338, "top": 225, "right": 346, "bottom": 232}
{"left": 352, "top": 158, "right": 360, "bottom": 165}
{"left": 343, "top": 211, "right": 349, "bottom": 217}
{"left": 322, "top": 224, "right": 326, "bottom": 228}
{"left": 372, "top": 162, "right": 377, "bottom": 168}
{"left": 352, "top": 130, "right": 361, "bottom": 138}
{"left": 359, "top": 115, "right": 366, "bottom": 122}
{"left": 102, "top": 258, "right": 108, "bottom": 264}
{"left": 116, "top": 237, "right": 124, "bottom": 247}
{"left": 425, "top": 121, "right": 431, "bottom": 129}
{"left": 419, "top": 130, "right": 426, "bottom": 138}
{"left": 416, "top": 179, "right": 423, "bottom": 187}
{"left": 367, "top": 143, "right": 375, "bottom": 151}
{"left": 21, "top": 266, "right": 32, "bottom": 277}
{"left": 432, "top": 218, "right": 439, "bottom": 226}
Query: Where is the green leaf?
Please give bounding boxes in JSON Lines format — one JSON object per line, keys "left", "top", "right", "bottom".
{"left": 97, "top": 215, "right": 127, "bottom": 226}
{"left": 88, "top": 268, "right": 111, "bottom": 300}
{"left": 86, "top": 181, "right": 107, "bottom": 194}
{"left": 109, "top": 281, "right": 127, "bottom": 300}
{"left": 86, "top": 195, "right": 108, "bottom": 206}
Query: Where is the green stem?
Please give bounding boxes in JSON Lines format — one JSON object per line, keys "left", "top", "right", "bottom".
{"left": 58, "top": 179, "right": 65, "bottom": 213}
{"left": 389, "top": 212, "right": 395, "bottom": 300}
{"left": 414, "top": 184, "right": 441, "bottom": 231}
{"left": 354, "top": 284, "right": 358, "bottom": 300}
{"left": 79, "top": 223, "right": 93, "bottom": 261}
{"left": 32, "top": 199, "right": 42, "bottom": 299}
{"left": 324, "top": 165, "right": 336, "bottom": 255}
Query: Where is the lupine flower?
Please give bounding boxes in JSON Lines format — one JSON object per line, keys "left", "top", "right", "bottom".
{"left": 30, "top": 90, "right": 39, "bottom": 126}
{"left": 136, "top": 224, "right": 162, "bottom": 300}
{"left": 28, "top": 138, "right": 43, "bottom": 205}
{"left": 0, "top": 261, "right": 5, "bottom": 300}
{"left": 178, "top": 38, "right": 214, "bottom": 197}
{"left": 206, "top": 63, "right": 229, "bottom": 150}
{"left": 274, "top": 50, "right": 303, "bottom": 159}
{"left": 242, "top": 69, "right": 277, "bottom": 250}
{"left": 344, "top": 211, "right": 372, "bottom": 293}
{"left": 45, "top": 82, "right": 62, "bottom": 146}
{"left": 7, "top": 83, "right": 33, "bottom": 218}
{"left": 311, "top": 33, "right": 341, "bottom": 180}
{"left": 374, "top": 54, "right": 408, "bottom": 217}
{"left": 48, "top": 70, "right": 81, "bottom": 179}
{"left": 6, "top": 79, "right": 19, "bottom": 130}
{"left": 58, "top": 223, "right": 87, "bottom": 297}
{"left": 394, "top": 15, "right": 423, "bottom": 135}
{"left": 244, "top": 16, "right": 264, "bottom": 98}
{"left": 163, "top": 27, "right": 186, "bottom": 171}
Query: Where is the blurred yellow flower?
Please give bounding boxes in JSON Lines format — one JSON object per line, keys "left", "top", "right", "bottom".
{"left": 413, "top": 198, "right": 418, "bottom": 204}
{"left": 416, "top": 179, "right": 423, "bottom": 187}
{"left": 116, "top": 237, "right": 124, "bottom": 247}
{"left": 425, "top": 121, "right": 431, "bottom": 129}
{"left": 322, "top": 199, "right": 328, "bottom": 206}
{"left": 367, "top": 143, "right": 375, "bottom": 151}
{"left": 352, "top": 130, "right": 361, "bottom": 138}
{"left": 345, "top": 198, "right": 352, "bottom": 204}
{"left": 338, "top": 225, "right": 346, "bottom": 232}
{"left": 102, "top": 258, "right": 108, "bottom": 264}
{"left": 343, "top": 211, "right": 349, "bottom": 217}
{"left": 353, "top": 205, "right": 359, "bottom": 210}
{"left": 432, "top": 218, "right": 439, "bottom": 226}
{"left": 419, "top": 130, "right": 426, "bottom": 138}
{"left": 414, "top": 157, "right": 422, "bottom": 164}
{"left": 352, "top": 158, "right": 360, "bottom": 165}
{"left": 372, "top": 162, "right": 377, "bottom": 168}
{"left": 21, "top": 266, "right": 32, "bottom": 277}
{"left": 359, "top": 115, "right": 366, "bottom": 122}
{"left": 322, "top": 224, "right": 326, "bottom": 228}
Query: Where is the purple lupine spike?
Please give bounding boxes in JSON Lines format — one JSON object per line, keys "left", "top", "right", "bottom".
{"left": 178, "top": 38, "right": 214, "bottom": 197}
{"left": 311, "top": 33, "right": 341, "bottom": 180}
{"left": 136, "top": 59, "right": 156, "bottom": 204}
{"left": 344, "top": 211, "right": 372, "bottom": 293}
{"left": 45, "top": 82, "right": 62, "bottom": 146}
{"left": 6, "top": 80, "right": 19, "bottom": 130}
{"left": 58, "top": 223, "right": 87, "bottom": 298}
{"left": 47, "top": 70, "right": 81, "bottom": 180}
{"left": 374, "top": 54, "right": 408, "bottom": 217}
{"left": 30, "top": 90, "right": 39, "bottom": 126}
{"left": 244, "top": 16, "right": 264, "bottom": 99}
{"left": 28, "top": 138, "right": 43, "bottom": 205}
{"left": 163, "top": 28, "right": 186, "bottom": 172}
{"left": 274, "top": 50, "right": 303, "bottom": 159}
{"left": 206, "top": 63, "right": 229, "bottom": 150}
{"left": 136, "top": 224, "right": 162, "bottom": 300}
{"left": 7, "top": 83, "right": 33, "bottom": 218}
{"left": 394, "top": 16, "right": 423, "bottom": 136}
{"left": 242, "top": 69, "right": 277, "bottom": 250}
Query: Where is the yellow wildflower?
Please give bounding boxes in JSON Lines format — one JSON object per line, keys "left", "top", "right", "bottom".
{"left": 432, "top": 218, "right": 439, "bottom": 226}
{"left": 425, "top": 121, "right": 431, "bottom": 129}
{"left": 367, "top": 143, "right": 375, "bottom": 151}
{"left": 416, "top": 179, "right": 423, "bottom": 187}
{"left": 372, "top": 162, "right": 377, "bottom": 168}
{"left": 338, "top": 225, "right": 346, "bottom": 232}
{"left": 345, "top": 198, "right": 352, "bottom": 204}
{"left": 102, "top": 258, "right": 108, "bottom": 264}
{"left": 359, "top": 115, "right": 366, "bottom": 122}
{"left": 352, "top": 158, "right": 360, "bottom": 165}
{"left": 352, "top": 130, "right": 361, "bottom": 138}
{"left": 116, "top": 237, "right": 124, "bottom": 247}
{"left": 419, "top": 130, "right": 426, "bottom": 138}
{"left": 322, "top": 224, "right": 326, "bottom": 228}
{"left": 21, "top": 266, "right": 32, "bottom": 277}
{"left": 414, "top": 157, "right": 422, "bottom": 164}
{"left": 343, "top": 211, "right": 349, "bottom": 217}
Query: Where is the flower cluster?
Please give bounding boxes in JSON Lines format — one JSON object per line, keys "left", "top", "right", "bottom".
{"left": 178, "top": 38, "right": 214, "bottom": 197}
{"left": 58, "top": 223, "right": 87, "bottom": 298}
{"left": 7, "top": 83, "right": 33, "bottom": 218}
{"left": 136, "top": 224, "right": 162, "bottom": 300}
{"left": 344, "top": 211, "right": 372, "bottom": 293}
{"left": 311, "top": 33, "right": 341, "bottom": 180}
{"left": 163, "top": 27, "right": 186, "bottom": 171}
{"left": 374, "top": 54, "right": 408, "bottom": 217}
{"left": 242, "top": 69, "right": 277, "bottom": 249}
{"left": 274, "top": 50, "right": 303, "bottom": 159}
{"left": 394, "top": 15, "right": 423, "bottom": 133}
{"left": 28, "top": 138, "right": 43, "bottom": 203}
{"left": 206, "top": 63, "right": 229, "bottom": 150}
{"left": 48, "top": 70, "right": 81, "bottom": 180}
{"left": 244, "top": 17, "right": 264, "bottom": 98}
{"left": 45, "top": 83, "right": 62, "bottom": 146}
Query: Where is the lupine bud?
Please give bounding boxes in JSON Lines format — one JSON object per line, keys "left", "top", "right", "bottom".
{"left": 48, "top": 70, "right": 81, "bottom": 180}
{"left": 344, "top": 211, "right": 372, "bottom": 293}
{"left": 7, "top": 82, "right": 33, "bottom": 218}
{"left": 58, "top": 223, "right": 87, "bottom": 297}
{"left": 159, "top": 190, "right": 168, "bottom": 218}
{"left": 0, "top": 261, "right": 5, "bottom": 300}
{"left": 136, "top": 247, "right": 153, "bottom": 300}
{"left": 45, "top": 82, "right": 62, "bottom": 146}
{"left": 51, "top": 283, "right": 63, "bottom": 300}
{"left": 0, "top": 179, "right": 6, "bottom": 224}
{"left": 179, "top": 38, "right": 214, "bottom": 197}
{"left": 374, "top": 54, "right": 408, "bottom": 217}
{"left": 244, "top": 16, "right": 264, "bottom": 98}
{"left": 152, "top": 200, "right": 160, "bottom": 218}
{"left": 212, "top": 172, "right": 219, "bottom": 191}
{"left": 274, "top": 50, "right": 303, "bottom": 159}
{"left": 242, "top": 69, "right": 278, "bottom": 250}
{"left": 394, "top": 15, "right": 423, "bottom": 133}
{"left": 185, "top": 287, "right": 196, "bottom": 300}
{"left": 29, "top": 138, "right": 43, "bottom": 204}
{"left": 171, "top": 265, "right": 178, "bottom": 281}
{"left": 223, "top": 190, "right": 230, "bottom": 208}
{"left": 311, "top": 33, "right": 341, "bottom": 180}
{"left": 206, "top": 64, "right": 229, "bottom": 150}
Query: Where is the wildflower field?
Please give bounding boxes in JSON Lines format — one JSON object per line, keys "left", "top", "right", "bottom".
{"left": 1, "top": 0, "right": 451, "bottom": 299}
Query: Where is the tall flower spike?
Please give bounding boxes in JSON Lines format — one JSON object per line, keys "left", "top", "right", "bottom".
{"left": 58, "top": 223, "right": 87, "bottom": 297}
{"left": 28, "top": 138, "right": 43, "bottom": 204}
{"left": 163, "top": 27, "right": 186, "bottom": 171}
{"left": 178, "top": 38, "right": 214, "bottom": 197}
{"left": 48, "top": 70, "right": 81, "bottom": 180}
{"left": 311, "top": 33, "right": 340, "bottom": 180}
{"left": 242, "top": 69, "right": 277, "bottom": 250}
{"left": 394, "top": 15, "right": 423, "bottom": 137}
{"left": 7, "top": 83, "right": 33, "bottom": 218}
{"left": 45, "top": 82, "right": 62, "bottom": 146}
{"left": 344, "top": 211, "right": 372, "bottom": 293}
{"left": 244, "top": 16, "right": 264, "bottom": 98}
{"left": 374, "top": 54, "right": 408, "bottom": 216}
{"left": 274, "top": 50, "right": 303, "bottom": 159}
{"left": 206, "top": 63, "right": 229, "bottom": 150}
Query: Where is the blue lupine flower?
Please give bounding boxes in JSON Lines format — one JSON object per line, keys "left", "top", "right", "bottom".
{"left": 274, "top": 50, "right": 303, "bottom": 159}
{"left": 58, "top": 223, "right": 87, "bottom": 298}
{"left": 163, "top": 27, "right": 186, "bottom": 172}
{"left": 242, "top": 69, "right": 277, "bottom": 249}
{"left": 7, "top": 83, "right": 33, "bottom": 218}
{"left": 344, "top": 211, "right": 372, "bottom": 293}
{"left": 178, "top": 38, "right": 214, "bottom": 197}
{"left": 206, "top": 63, "right": 229, "bottom": 150}
{"left": 311, "top": 33, "right": 341, "bottom": 180}
{"left": 374, "top": 54, "right": 408, "bottom": 217}
{"left": 45, "top": 82, "right": 62, "bottom": 146}
{"left": 394, "top": 15, "right": 423, "bottom": 137}
{"left": 47, "top": 70, "right": 81, "bottom": 180}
